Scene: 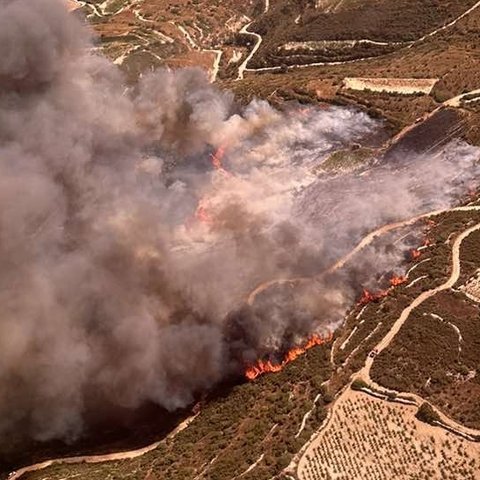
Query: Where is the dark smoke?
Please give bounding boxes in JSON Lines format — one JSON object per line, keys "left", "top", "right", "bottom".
{"left": 0, "top": 0, "right": 479, "bottom": 444}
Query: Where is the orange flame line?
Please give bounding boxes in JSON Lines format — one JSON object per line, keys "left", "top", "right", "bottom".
{"left": 358, "top": 274, "right": 406, "bottom": 306}
{"left": 245, "top": 332, "right": 333, "bottom": 380}
{"left": 389, "top": 275, "right": 407, "bottom": 287}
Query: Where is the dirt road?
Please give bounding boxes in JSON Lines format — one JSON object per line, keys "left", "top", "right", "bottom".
{"left": 242, "top": 1, "right": 480, "bottom": 74}
{"left": 237, "top": 22, "right": 263, "bottom": 80}
{"left": 7, "top": 414, "right": 198, "bottom": 480}
{"left": 8, "top": 205, "right": 480, "bottom": 479}
{"left": 363, "top": 219, "right": 480, "bottom": 377}
{"left": 247, "top": 206, "right": 480, "bottom": 305}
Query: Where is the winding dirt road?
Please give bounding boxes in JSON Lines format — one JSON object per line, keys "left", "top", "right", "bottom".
{"left": 363, "top": 219, "right": 480, "bottom": 377}
{"left": 240, "top": 1, "right": 480, "bottom": 75}
{"left": 7, "top": 414, "right": 198, "bottom": 480}
{"left": 247, "top": 205, "right": 480, "bottom": 305}
{"left": 236, "top": 0, "right": 269, "bottom": 80}
{"left": 236, "top": 22, "right": 263, "bottom": 80}
{"left": 6, "top": 189, "right": 480, "bottom": 480}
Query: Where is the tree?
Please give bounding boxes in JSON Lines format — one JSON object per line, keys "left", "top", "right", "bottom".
{"left": 416, "top": 402, "right": 441, "bottom": 425}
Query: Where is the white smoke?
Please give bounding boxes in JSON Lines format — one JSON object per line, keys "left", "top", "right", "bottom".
{"left": 0, "top": 0, "right": 478, "bottom": 445}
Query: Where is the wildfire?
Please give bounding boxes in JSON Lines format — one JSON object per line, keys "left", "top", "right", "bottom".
{"left": 358, "top": 288, "right": 388, "bottom": 306}
{"left": 192, "top": 146, "right": 233, "bottom": 226}
{"left": 191, "top": 146, "right": 232, "bottom": 226}
{"left": 411, "top": 248, "right": 421, "bottom": 260}
{"left": 195, "top": 202, "right": 214, "bottom": 224}
{"left": 390, "top": 275, "right": 407, "bottom": 287}
{"left": 358, "top": 274, "right": 406, "bottom": 306}
{"left": 210, "top": 146, "right": 231, "bottom": 177}
{"left": 245, "top": 332, "right": 333, "bottom": 380}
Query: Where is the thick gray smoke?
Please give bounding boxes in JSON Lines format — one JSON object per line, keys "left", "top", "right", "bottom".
{"left": 0, "top": 0, "right": 479, "bottom": 444}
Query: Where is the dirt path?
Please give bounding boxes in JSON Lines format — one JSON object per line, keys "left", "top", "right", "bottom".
{"left": 236, "top": 0, "right": 269, "bottom": 80}
{"left": 8, "top": 207, "right": 480, "bottom": 479}
{"left": 169, "top": 22, "right": 223, "bottom": 82}
{"left": 236, "top": 22, "right": 263, "bottom": 80}
{"left": 363, "top": 220, "right": 480, "bottom": 378}
{"left": 7, "top": 414, "right": 198, "bottom": 480}
{"left": 445, "top": 88, "right": 480, "bottom": 107}
{"left": 241, "top": 1, "right": 480, "bottom": 74}
{"left": 209, "top": 49, "right": 223, "bottom": 82}
{"left": 247, "top": 205, "right": 480, "bottom": 305}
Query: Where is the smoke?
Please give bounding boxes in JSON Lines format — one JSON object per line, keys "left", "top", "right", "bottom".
{"left": 0, "top": 0, "right": 479, "bottom": 444}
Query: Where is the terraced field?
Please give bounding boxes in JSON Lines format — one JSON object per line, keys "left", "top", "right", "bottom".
{"left": 297, "top": 390, "right": 480, "bottom": 480}
{"left": 3, "top": 3, "right": 480, "bottom": 480}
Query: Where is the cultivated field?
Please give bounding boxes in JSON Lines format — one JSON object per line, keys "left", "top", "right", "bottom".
{"left": 297, "top": 390, "right": 480, "bottom": 480}
{"left": 343, "top": 77, "right": 438, "bottom": 95}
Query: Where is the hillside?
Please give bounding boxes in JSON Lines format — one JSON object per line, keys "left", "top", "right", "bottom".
{"left": 2, "top": 1, "right": 480, "bottom": 479}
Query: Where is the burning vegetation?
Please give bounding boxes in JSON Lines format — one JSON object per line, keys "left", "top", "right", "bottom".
{"left": 245, "top": 332, "right": 334, "bottom": 380}
{"left": 358, "top": 274, "right": 407, "bottom": 306}
{"left": 411, "top": 248, "right": 422, "bottom": 260}
{"left": 390, "top": 275, "right": 407, "bottom": 287}
{"left": 1, "top": 0, "right": 480, "bottom": 445}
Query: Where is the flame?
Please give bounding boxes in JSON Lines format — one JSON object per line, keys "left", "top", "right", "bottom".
{"left": 195, "top": 203, "right": 213, "bottom": 224}
{"left": 211, "top": 146, "right": 225, "bottom": 170}
{"left": 245, "top": 359, "right": 283, "bottom": 380}
{"left": 390, "top": 275, "right": 406, "bottom": 287}
{"left": 411, "top": 248, "right": 421, "bottom": 260}
{"left": 192, "top": 146, "right": 232, "bottom": 227}
{"left": 210, "top": 146, "right": 231, "bottom": 177}
{"left": 358, "top": 288, "right": 388, "bottom": 306}
{"left": 245, "top": 332, "right": 333, "bottom": 380}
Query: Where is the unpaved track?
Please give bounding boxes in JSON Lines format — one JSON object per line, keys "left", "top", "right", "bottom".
{"left": 7, "top": 414, "right": 198, "bottom": 480}
{"left": 445, "top": 88, "right": 480, "bottom": 107}
{"left": 237, "top": 22, "right": 263, "bottom": 80}
{"left": 8, "top": 207, "right": 480, "bottom": 479}
{"left": 241, "top": 1, "right": 480, "bottom": 74}
{"left": 363, "top": 219, "right": 480, "bottom": 377}
{"left": 171, "top": 23, "right": 223, "bottom": 82}
{"left": 247, "top": 205, "right": 480, "bottom": 305}
{"left": 209, "top": 49, "right": 223, "bottom": 82}
{"left": 236, "top": 0, "right": 269, "bottom": 80}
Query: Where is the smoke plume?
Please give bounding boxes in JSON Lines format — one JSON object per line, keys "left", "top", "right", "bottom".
{"left": 0, "top": 0, "right": 479, "bottom": 443}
